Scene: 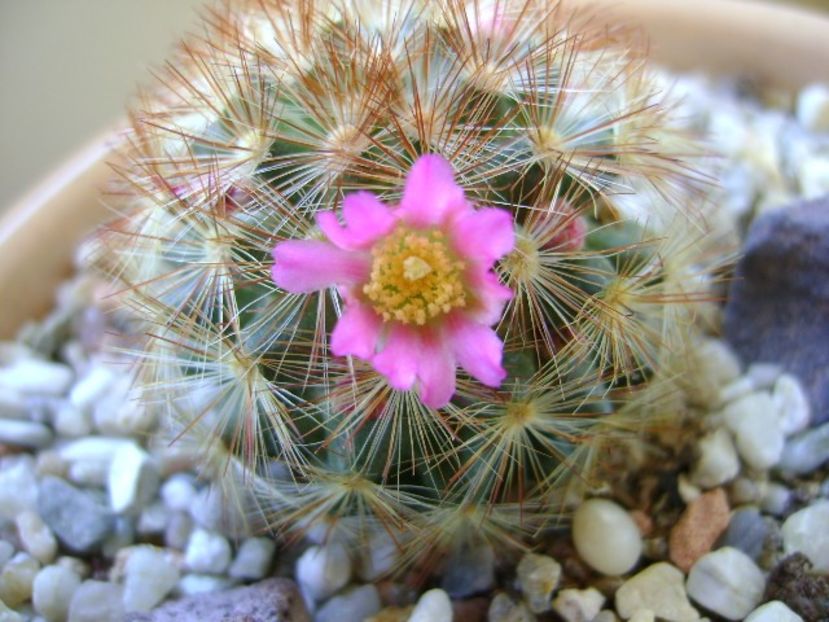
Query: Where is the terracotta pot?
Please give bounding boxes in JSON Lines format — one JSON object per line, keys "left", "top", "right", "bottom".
{"left": 1, "top": 0, "right": 828, "bottom": 338}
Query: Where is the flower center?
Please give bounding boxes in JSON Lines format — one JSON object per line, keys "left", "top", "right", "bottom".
{"left": 363, "top": 226, "right": 467, "bottom": 325}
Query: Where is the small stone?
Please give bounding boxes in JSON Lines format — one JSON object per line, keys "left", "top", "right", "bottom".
{"left": 53, "top": 403, "right": 92, "bottom": 438}
{"left": 0, "top": 541, "right": 14, "bottom": 568}
{"left": 0, "top": 552, "right": 40, "bottom": 608}
{"left": 228, "top": 537, "right": 275, "bottom": 581}
{"left": 0, "top": 360, "right": 73, "bottom": 396}
{"left": 690, "top": 428, "right": 740, "bottom": 489}
{"left": 108, "top": 443, "right": 160, "bottom": 515}
{"left": 32, "top": 565, "right": 81, "bottom": 622}
{"left": 572, "top": 499, "right": 642, "bottom": 576}
{"left": 0, "top": 599, "right": 24, "bottom": 622}
{"left": 55, "top": 557, "right": 89, "bottom": 581}
{"left": 159, "top": 475, "right": 197, "bottom": 513}
{"left": 163, "top": 512, "right": 193, "bottom": 551}
{"left": 137, "top": 502, "right": 170, "bottom": 536}
{"left": 686, "top": 547, "right": 765, "bottom": 620}
{"left": 16, "top": 511, "right": 58, "bottom": 564}
{"left": 101, "top": 516, "right": 136, "bottom": 559}
{"left": 722, "top": 392, "right": 784, "bottom": 470}
{"left": 745, "top": 600, "right": 804, "bottom": 622}
{"left": 515, "top": 552, "right": 561, "bottom": 613}
{"left": 356, "top": 530, "right": 398, "bottom": 582}
{"left": 119, "top": 577, "right": 308, "bottom": 622}
{"left": 763, "top": 553, "right": 829, "bottom": 622}
{"left": 724, "top": 198, "right": 829, "bottom": 424}
{"left": 487, "top": 592, "right": 534, "bottom": 622}
{"left": 0, "top": 420, "right": 53, "bottom": 449}
{"left": 773, "top": 374, "right": 811, "bottom": 436}
{"left": 440, "top": 540, "right": 495, "bottom": 598}
{"left": 122, "top": 546, "right": 180, "bottom": 613}
{"left": 781, "top": 500, "right": 829, "bottom": 572}
{"left": 0, "top": 387, "right": 27, "bottom": 420}
{"left": 779, "top": 422, "right": 829, "bottom": 475}
{"left": 408, "top": 588, "right": 452, "bottom": 622}
{"left": 718, "top": 507, "right": 769, "bottom": 562}
{"left": 676, "top": 474, "right": 701, "bottom": 505}
{"left": 760, "top": 482, "right": 792, "bottom": 516}
{"left": 615, "top": 563, "right": 699, "bottom": 622}
{"left": 187, "top": 485, "right": 247, "bottom": 535}
{"left": 38, "top": 476, "right": 114, "bottom": 554}
{"left": 799, "top": 155, "right": 829, "bottom": 198}
{"left": 669, "top": 488, "right": 730, "bottom": 572}
{"left": 797, "top": 83, "right": 829, "bottom": 131}
{"left": 68, "top": 366, "right": 115, "bottom": 414}
{"left": 551, "top": 587, "right": 605, "bottom": 622}
{"left": 628, "top": 611, "right": 655, "bottom": 622}
{"left": 67, "top": 580, "right": 125, "bottom": 622}
{"left": 295, "top": 542, "right": 351, "bottom": 602}
{"left": 92, "top": 376, "right": 154, "bottom": 436}
{"left": 592, "top": 612, "right": 619, "bottom": 622}
{"left": 176, "top": 574, "right": 235, "bottom": 596}
{"left": 315, "top": 584, "right": 381, "bottom": 622}
{"left": 184, "top": 529, "right": 232, "bottom": 575}
{"left": 0, "top": 455, "right": 38, "bottom": 520}
{"left": 729, "top": 477, "right": 762, "bottom": 505}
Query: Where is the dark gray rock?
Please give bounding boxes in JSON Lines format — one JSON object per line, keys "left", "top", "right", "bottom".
{"left": 123, "top": 578, "right": 310, "bottom": 622}
{"left": 724, "top": 198, "right": 829, "bottom": 423}
{"left": 37, "top": 476, "right": 114, "bottom": 554}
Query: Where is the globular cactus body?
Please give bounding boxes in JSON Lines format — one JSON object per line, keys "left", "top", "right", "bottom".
{"left": 97, "top": 0, "right": 717, "bottom": 570}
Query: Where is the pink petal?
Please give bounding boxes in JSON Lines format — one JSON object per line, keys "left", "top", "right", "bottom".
{"left": 416, "top": 332, "right": 457, "bottom": 409}
{"left": 467, "top": 269, "right": 513, "bottom": 325}
{"left": 318, "top": 191, "right": 396, "bottom": 250}
{"left": 451, "top": 207, "right": 515, "bottom": 266}
{"left": 399, "top": 154, "right": 468, "bottom": 227}
{"left": 271, "top": 240, "right": 370, "bottom": 293}
{"left": 372, "top": 325, "right": 421, "bottom": 391}
{"left": 446, "top": 315, "right": 507, "bottom": 388}
{"left": 331, "top": 301, "right": 382, "bottom": 360}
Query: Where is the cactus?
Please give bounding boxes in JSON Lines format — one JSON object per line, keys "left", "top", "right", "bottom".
{"left": 94, "top": 0, "right": 718, "bottom": 570}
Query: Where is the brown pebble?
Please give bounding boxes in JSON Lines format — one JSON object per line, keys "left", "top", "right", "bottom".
{"left": 452, "top": 597, "right": 489, "bottom": 622}
{"left": 668, "top": 488, "right": 730, "bottom": 572}
{"left": 629, "top": 510, "right": 654, "bottom": 536}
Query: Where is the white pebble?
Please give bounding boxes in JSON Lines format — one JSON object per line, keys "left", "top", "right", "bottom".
{"left": 184, "top": 529, "right": 232, "bottom": 574}
{"left": 228, "top": 537, "right": 276, "bottom": 580}
{"left": 781, "top": 500, "right": 829, "bottom": 572}
{"left": 687, "top": 339, "right": 742, "bottom": 407}
{"left": 315, "top": 584, "right": 381, "bottom": 622}
{"left": 16, "top": 511, "right": 58, "bottom": 564}
{"left": 760, "top": 482, "right": 792, "bottom": 516}
{"left": 0, "top": 387, "right": 27, "bottom": 420}
{"left": 0, "top": 360, "right": 73, "bottom": 396}
{"left": 0, "top": 419, "right": 53, "bottom": 449}
{"left": 136, "top": 502, "right": 170, "bottom": 536}
{"left": 515, "top": 552, "right": 561, "bottom": 613}
{"left": 295, "top": 541, "right": 352, "bottom": 602}
{"left": 796, "top": 83, "right": 829, "bottom": 131}
{"left": 107, "top": 443, "right": 160, "bottom": 515}
{"left": 32, "top": 565, "right": 81, "bottom": 622}
{"left": 159, "top": 474, "right": 197, "bottom": 512}
{"left": 0, "top": 455, "right": 38, "bottom": 520}
{"left": 0, "top": 541, "right": 14, "bottom": 568}
{"left": 746, "top": 363, "right": 782, "bottom": 389}
{"left": 121, "top": 546, "right": 180, "bottom": 613}
{"left": 356, "top": 530, "right": 399, "bottom": 582}
{"left": 629, "top": 611, "right": 655, "bottom": 622}
{"left": 745, "top": 600, "right": 804, "bottom": 622}
{"left": 408, "top": 588, "right": 453, "bottom": 622}
{"left": 772, "top": 374, "right": 811, "bottom": 436}
{"left": 0, "top": 552, "right": 41, "bottom": 608}
{"left": 92, "top": 376, "right": 153, "bottom": 436}
{"left": 615, "top": 563, "right": 699, "bottom": 622}
{"left": 572, "top": 499, "right": 642, "bottom": 576}
{"left": 722, "top": 392, "right": 784, "bottom": 470}
{"left": 0, "top": 600, "right": 24, "bottom": 622}
{"left": 58, "top": 437, "right": 134, "bottom": 462}
{"left": 53, "top": 403, "right": 91, "bottom": 438}
{"left": 551, "top": 587, "right": 605, "bottom": 622}
{"left": 67, "top": 580, "right": 124, "bottom": 622}
{"left": 686, "top": 547, "right": 765, "bottom": 620}
{"left": 176, "top": 573, "right": 235, "bottom": 596}
{"left": 68, "top": 366, "right": 115, "bottom": 414}
{"left": 691, "top": 428, "right": 740, "bottom": 489}
{"left": 798, "top": 155, "right": 829, "bottom": 198}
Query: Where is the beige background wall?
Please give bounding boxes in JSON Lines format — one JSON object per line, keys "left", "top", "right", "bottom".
{"left": 0, "top": 0, "right": 826, "bottom": 215}
{"left": 0, "top": 0, "right": 206, "bottom": 212}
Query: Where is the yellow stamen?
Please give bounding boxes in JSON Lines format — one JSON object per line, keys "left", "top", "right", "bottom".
{"left": 363, "top": 226, "right": 466, "bottom": 326}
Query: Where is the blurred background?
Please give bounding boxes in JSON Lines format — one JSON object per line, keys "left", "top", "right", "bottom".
{"left": 0, "top": 0, "right": 827, "bottom": 214}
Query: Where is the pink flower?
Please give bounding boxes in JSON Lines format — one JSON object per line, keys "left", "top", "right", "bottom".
{"left": 272, "top": 155, "right": 514, "bottom": 408}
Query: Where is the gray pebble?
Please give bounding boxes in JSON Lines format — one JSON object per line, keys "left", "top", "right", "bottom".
{"left": 439, "top": 540, "right": 495, "bottom": 598}
{"left": 779, "top": 422, "right": 829, "bottom": 475}
{"left": 315, "top": 584, "right": 381, "bottom": 622}
{"left": 718, "top": 507, "right": 769, "bottom": 561}
{"left": 0, "top": 387, "right": 27, "bottom": 420}
{"left": 37, "top": 476, "right": 115, "bottom": 554}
